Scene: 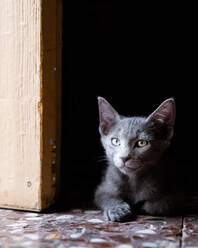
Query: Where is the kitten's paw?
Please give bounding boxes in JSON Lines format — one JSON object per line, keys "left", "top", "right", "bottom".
{"left": 104, "top": 202, "right": 132, "bottom": 222}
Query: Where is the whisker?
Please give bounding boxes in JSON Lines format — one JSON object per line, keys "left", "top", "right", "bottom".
{"left": 96, "top": 158, "right": 107, "bottom": 163}
{"left": 95, "top": 155, "right": 108, "bottom": 165}
{"left": 95, "top": 155, "right": 106, "bottom": 159}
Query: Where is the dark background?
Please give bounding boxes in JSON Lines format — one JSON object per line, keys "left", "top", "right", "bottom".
{"left": 60, "top": 1, "right": 197, "bottom": 208}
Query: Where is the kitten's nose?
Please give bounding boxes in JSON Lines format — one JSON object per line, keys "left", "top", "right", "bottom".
{"left": 121, "top": 156, "right": 131, "bottom": 164}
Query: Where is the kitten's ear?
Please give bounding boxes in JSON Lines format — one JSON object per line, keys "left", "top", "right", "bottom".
{"left": 147, "top": 98, "right": 176, "bottom": 138}
{"left": 98, "top": 97, "right": 120, "bottom": 135}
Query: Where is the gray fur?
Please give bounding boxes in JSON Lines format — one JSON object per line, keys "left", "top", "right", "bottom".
{"left": 94, "top": 97, "right": 183, "bottom": 221}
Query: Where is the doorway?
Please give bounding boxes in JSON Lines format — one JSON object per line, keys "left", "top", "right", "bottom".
{"left": 60, "top": 1, "right": 197, "bottom": 208}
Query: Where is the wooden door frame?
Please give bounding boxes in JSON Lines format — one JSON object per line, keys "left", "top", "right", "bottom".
{"left": 0, "top": 0, "right": 62, "bottom": 211}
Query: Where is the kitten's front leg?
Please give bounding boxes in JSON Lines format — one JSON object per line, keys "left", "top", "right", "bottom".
{"left": 104, "top": 200, "right": 132, "bottom": 222}
{"left": 95, "top": 187, "right": 132, "bottom": 222}
{"left": 141, "top": 197, "right": 175, "bottom": 216}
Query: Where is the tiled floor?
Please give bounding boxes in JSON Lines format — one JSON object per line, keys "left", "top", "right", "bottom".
{"left": 0, "top": 208, "right": 198, "bottom": 248}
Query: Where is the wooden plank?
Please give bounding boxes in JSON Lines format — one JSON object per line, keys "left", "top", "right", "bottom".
{"left": 0, "top": 0, "right": 41, "bottom": 211}
{"left": 55, "top": 0, "right": 62, "bottom": 200}
{"left": 40, "top": 0, "right": 57, "bottom": 209}
{"left": 0, "top": 0, "right": 61, "bottom": 211}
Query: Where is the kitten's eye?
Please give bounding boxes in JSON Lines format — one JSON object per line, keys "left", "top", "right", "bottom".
{"left": 136, "top": 140, "right": 148, "bottom": 147}
{"left": 111, "top": 138, "right": 121, "bottom": 146}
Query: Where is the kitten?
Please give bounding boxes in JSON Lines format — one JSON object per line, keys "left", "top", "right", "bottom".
{"left": 94, "top": 97, "right": 198, "bottom": 222}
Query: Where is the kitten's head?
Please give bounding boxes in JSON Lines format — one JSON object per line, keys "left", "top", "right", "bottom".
{"left": 98, "top": 97, "right": 175, "bottom": 174}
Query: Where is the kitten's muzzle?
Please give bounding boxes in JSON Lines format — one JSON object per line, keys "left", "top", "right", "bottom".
{"left": 121, "top": 156, "right": 131, "bottom": 164}
{"left": 121, "top": 156, "right": 142, "bottom": 170}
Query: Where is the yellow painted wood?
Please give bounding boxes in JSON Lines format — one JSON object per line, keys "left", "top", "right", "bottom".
{"left": 0, "top": 0, "right": 62, "bottom": 211}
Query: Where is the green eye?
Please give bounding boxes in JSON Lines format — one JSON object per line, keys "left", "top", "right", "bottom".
{"left": 111, "top": 138, "right": 121, "bottom": 146}
{"left": 137, "top": 140, "right": 148, "bottom": 147}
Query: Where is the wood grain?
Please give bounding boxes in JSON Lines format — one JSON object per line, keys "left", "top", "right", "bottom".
{"left": 0, "top": 0, "right": 61, "bottom": 211}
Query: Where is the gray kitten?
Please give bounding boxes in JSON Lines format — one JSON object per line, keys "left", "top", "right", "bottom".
{"left": 95, "top": 97, "right": 197, "bottom": 222}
